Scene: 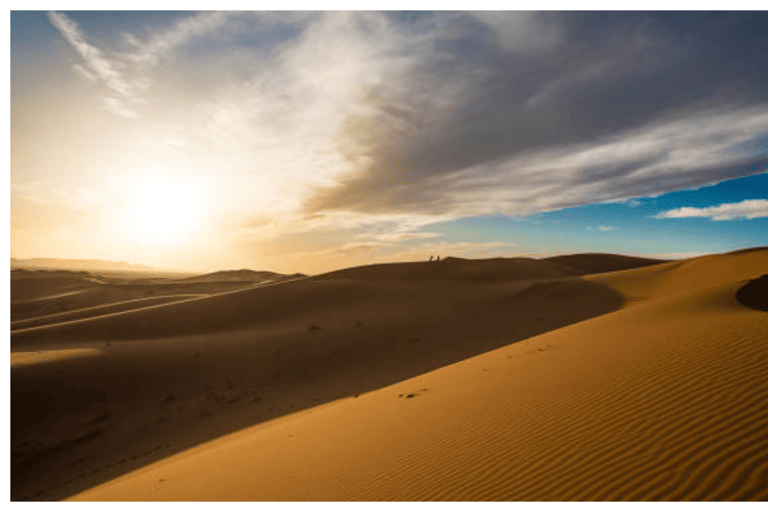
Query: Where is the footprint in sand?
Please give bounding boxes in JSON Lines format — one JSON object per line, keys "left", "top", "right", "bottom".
{"left": 399, "top": 387, "right": 428, "bottom": 399}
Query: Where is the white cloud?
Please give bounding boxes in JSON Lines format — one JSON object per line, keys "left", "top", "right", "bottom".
{"left": 598, "top": 226, "right": 616, "bottom": 231}
{"left": 654, "top": 199, "right": 768, "bottom": 221}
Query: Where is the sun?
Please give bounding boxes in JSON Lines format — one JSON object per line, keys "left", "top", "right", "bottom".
{"left": 119, "top": 173, "right": 210, "bottom": 246}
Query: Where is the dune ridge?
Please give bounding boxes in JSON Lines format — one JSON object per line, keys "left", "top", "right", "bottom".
{"left": 542, "top": 253, "right": 667, "bottom": 275}
{"left": 65, "top": 248, "right": 768, "bottom": 501}
{"left": 11, "top": 294, "right": 207, "bottom": 331}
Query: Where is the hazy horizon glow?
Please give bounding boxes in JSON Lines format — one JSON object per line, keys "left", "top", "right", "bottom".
{"left": 11, "top": 11, "right": 768, "bottom": 274}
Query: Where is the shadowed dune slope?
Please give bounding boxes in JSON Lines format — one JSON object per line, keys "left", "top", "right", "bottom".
{"left": 316, "top": 257, "right": 574, "bottom": 282}
{"left": 10, "top": 269, "right": 286, "bottom": 322}
{"left": 69, "top": 248, "right": 768, "bottom": 501}
{"left": 317, "top": 254, "right": 668, "bottom": 283}
{"left": 12, "top": 257, "right": 633, "bottom": 501}
{"left": 11, "top": 295, "right": 206, "bottom": 331}
{"left": 11, "top": 257, "right": 620, "bottom": 349}
{"left": 11, "top": 269, "right": 98, "bottom": 302}
{"left": 542, "top": 253, "right": 667, "bottom": 275}
{"left": 737, "top": 274, "right": 768, "bottom": 312}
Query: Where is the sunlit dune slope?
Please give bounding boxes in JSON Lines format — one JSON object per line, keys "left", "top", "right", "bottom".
{"left": 588, "top": 247, "right": 768, "bottom": 302}
{"left": 70, "top": 248, "right": 768, "bottom": 501}
{"left": 173, "top": 269, "right": 305, "bottom": 284}
{"left": 12, "top": 256, "right": 635, "bottom": 501}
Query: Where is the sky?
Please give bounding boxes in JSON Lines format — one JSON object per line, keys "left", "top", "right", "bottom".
{"left": 10, "top": 9, "right": 768, "bottom": 274}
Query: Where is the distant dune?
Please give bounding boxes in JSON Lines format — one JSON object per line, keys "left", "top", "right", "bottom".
{"left": 172, "top": 269, "right": 305, "bottom": 284}
{"left": 11, "top": 257, "right": 157, "bottom": 273}
{"left": 10, "top": 249, "right": 768, "bottom": 501}
{"left": 10, "top": 267, "right": 302, "bottom": 326}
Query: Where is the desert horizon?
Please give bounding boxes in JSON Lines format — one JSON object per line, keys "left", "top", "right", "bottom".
{"left": 10, "top": 8, "right": 768, "bottom": 504}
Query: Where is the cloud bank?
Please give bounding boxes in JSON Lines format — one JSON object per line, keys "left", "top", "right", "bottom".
{"left": 44, "top": 11, "right": 768, "bottom": 242}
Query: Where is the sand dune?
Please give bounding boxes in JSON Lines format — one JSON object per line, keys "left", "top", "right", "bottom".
{"left": 12, "top": 250, "right": 768, "bottom": 501}
{"left": 63, "top": 248, "right": 768, "bottom": 502}
{"left": 173, "top": 269, "right": 305, "bottom": 284}
{"left": 11, "top": 294, "right": 207, "bottom": 331}
{"left": 11, "top": 256, "right": 629, "bottom": 501}
{"left": 10, "top": 268, "right": 295, "bottom": 322}
{"left": 315, "top": 253, "right": 662, "bottom": 282}
{"left": 11, "top": 269, "right": 98, "bottom": 302}
{"left": 11, "top": 258, "right": 623, "bottom": 349}
{"left": 737, "top": 273, "right": 768, "bottom": 311}
{"left": 542, "top": 253, "right": 667, "bottom": 275}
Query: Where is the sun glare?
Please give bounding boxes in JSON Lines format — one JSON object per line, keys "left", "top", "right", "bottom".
{"left": 119, "top": 174, "right": 210, "bottom": 246}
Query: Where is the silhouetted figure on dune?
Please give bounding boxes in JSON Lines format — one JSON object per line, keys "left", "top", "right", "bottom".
{"left": 429, "top": 255, "right": 433, "bottom": 262}
{"left": 436, "top": 255, "right": 441, "bottom": 262}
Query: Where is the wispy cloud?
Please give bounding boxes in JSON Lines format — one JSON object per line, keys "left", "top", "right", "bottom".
{"left": 361, "top": 231, "right": 444, "bottom": 242}
{"left": 102, "top": 96, "right": 139, "bottom": 119}
{"left": 126, "top": 11, "right": 235, "bottom": 67}
{"left": 319, "top": 241, "right": 390, "bottom": 257}
{"left": 47, "top": 11, "right": 142, "bottom": 118}
{"left": 654, "top": 199, "right": 768, "bottom": 221}
{"left": 12, "top": 182, "right": 111, "bottom": 213}
{"left": 469, "top": 11, "right": 561, "bottom": 53}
